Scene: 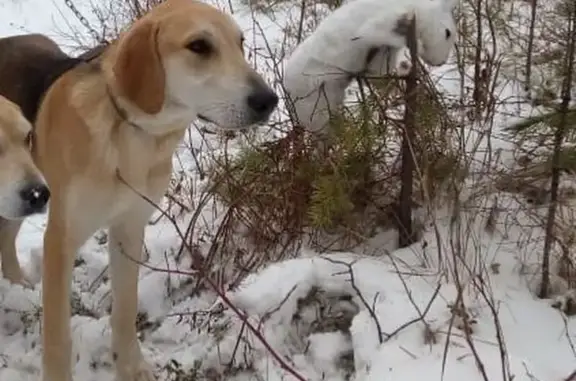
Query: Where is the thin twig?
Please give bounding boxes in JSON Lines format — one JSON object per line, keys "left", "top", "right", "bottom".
{"left": 321, "top": 256, "right": 386, "bottom": 343}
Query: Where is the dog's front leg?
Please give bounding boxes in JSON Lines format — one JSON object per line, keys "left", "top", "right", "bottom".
{"left": 109, "top": 206, "right": 155, "bottom": 381}
{"left": 42, "top": 204, "right": 87, "bottom": 381}
{"left": 0, "top": 219, "right": 31, "bottom": 287}
{"left": 365, "top": 47, "right": 412, "bottom": 78}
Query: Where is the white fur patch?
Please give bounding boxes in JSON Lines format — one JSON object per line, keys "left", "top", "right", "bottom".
{"left": 283, "top": 0, "right": 458, "bottom": 133}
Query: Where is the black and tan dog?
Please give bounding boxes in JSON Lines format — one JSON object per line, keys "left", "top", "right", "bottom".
{"left": 0, "top": 0, "right": 278, "bottom": 380}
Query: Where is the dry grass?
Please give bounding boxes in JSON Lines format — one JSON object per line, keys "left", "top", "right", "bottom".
{"left": 207, "top": 66, "right": 464, "bottom": 255}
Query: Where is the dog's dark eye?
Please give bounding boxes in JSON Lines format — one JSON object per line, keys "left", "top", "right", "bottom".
{"left": 187, "top": 38, "right": 212, "bottom": 56}
{"left": 445, "top": 29, "right": 451, "bottom": 39}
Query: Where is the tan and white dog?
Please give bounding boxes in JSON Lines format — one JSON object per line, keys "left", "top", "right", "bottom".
{"left": 0, "top": 96, "right": 49, "bottom": 284}
{"left": 0, "top": 0, "right": 278, "bottom": 380}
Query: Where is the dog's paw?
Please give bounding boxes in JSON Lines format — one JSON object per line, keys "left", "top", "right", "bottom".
{"left": 115, "top": 358, "right": 156, "bottom": 381}
{"left": 133, "top": 365, "right": 156, "bottom": 381}
{"left": 3, "top": 271, "right": 34, "bottom": 289}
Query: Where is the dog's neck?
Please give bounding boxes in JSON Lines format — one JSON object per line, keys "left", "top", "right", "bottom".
{"left": 108, "top": 87, "right": 196, "bottom": 135}
{"left": 105, "top": 85, "right": 146, "bottom": 132}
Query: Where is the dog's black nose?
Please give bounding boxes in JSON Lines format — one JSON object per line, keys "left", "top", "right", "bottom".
{"left": 19, "top": 183, "right": 50, "bottom": 212}
{"left": 247, "top": 88, "right": 279, "bottom": 121}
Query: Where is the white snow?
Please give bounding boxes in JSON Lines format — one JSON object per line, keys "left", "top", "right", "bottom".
{"left": 0, "top": 0, "right": 575, "bottom": 380}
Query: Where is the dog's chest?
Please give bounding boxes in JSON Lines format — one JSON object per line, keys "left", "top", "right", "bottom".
{"left": 105, "top": 128, "right": 183, "bottom": 206}
{"left": 117, "top": 130, "right": 177, "bottom": 171}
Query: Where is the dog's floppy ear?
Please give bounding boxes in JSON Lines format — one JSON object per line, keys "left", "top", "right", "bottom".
{"left": 113, "top": 20, "right": 165, "bottom": 115}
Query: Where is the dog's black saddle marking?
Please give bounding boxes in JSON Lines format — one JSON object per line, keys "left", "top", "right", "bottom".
{"left": 0, "top": 34, "right": 108, "bottom": 124}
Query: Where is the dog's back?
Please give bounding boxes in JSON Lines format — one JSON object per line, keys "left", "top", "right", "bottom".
{"left": 0, "top": 34, "right": 83, "bottom": 124}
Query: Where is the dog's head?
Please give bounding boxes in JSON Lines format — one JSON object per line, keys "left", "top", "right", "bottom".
{"left": 0, "top": 96, "right": 49, "bottom": 219}
{"left": 112, "top": 0, "right": 278, "bottom": 130}
{"left": 413, "top": 0, "right": 458, "bottom": 66}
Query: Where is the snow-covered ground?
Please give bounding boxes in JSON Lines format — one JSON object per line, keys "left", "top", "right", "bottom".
{"left": 0, "top": 0, "right": 575, "bottom": 380}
